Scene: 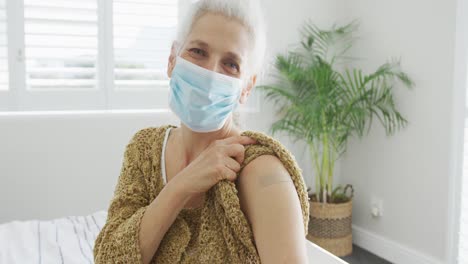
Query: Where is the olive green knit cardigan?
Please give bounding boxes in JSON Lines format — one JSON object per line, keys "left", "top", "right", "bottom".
{"left": 93, "top": 125, "right": 310, "bottom": 263}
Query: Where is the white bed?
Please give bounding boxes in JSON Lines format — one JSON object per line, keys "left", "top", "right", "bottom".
{"left": 0, "top": 211, "right": 105, "bottom": 264}
{"left": 0, "top": 210, "right": 347, "bottom": 264}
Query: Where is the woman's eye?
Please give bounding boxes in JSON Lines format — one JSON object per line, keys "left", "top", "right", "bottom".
{"left": 190, "top": 48, "right": 205, "bottom": 56}
{"left": 225, "top": 62, "right": 239, "bottom": 72}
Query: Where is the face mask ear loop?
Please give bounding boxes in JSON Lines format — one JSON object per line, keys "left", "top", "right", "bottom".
{"left": 233, "top": 78, "right": 246, "bottom": 111}
{"left": 238, "top": 75, "right": 252, "bottom": 102}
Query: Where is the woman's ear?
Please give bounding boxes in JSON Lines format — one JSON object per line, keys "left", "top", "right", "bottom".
{"left": 240, "top": 75, "right": 257, "bottom": 104}
{"left": 167, "top": 41, "right": 178, "bottom": 78}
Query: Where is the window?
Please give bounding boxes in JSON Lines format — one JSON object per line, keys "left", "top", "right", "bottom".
{"left": 24, "top": 0, "right": 98, "bottom": 90}
{"left": 113, "top": 0, "right": 175, "bottom": 90}
{"left": 0, "top": 0, "right": 180, "bottom": 111}
{"left": 0, "top": 0, "right": 260, "bottom": 112}
{"left": 110, "top": 0, "right": 177, "bottom": 109}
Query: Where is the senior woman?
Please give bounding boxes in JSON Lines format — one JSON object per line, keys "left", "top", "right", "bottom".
{"left": 94, "top": 1, "right": 310, "bottom": 263}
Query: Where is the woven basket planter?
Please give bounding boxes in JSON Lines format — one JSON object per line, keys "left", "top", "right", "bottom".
{"left": 307, "top": 195, "right": 353, "bottom": 257}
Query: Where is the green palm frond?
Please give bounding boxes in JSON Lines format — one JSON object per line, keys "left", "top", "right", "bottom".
{"left": 258, "top": 20, "right": 414, "bottom": 203}
{"left": 297, "top": 19, "right": 361, "bottom": 65}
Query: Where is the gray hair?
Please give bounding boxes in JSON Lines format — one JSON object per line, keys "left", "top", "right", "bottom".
{"left": 175, "top": 0, "right": 267, "bottom": 77}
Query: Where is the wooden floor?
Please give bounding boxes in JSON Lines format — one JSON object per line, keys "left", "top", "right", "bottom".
{"left": 340, "top": 245, "right": 392, "bottom": 264}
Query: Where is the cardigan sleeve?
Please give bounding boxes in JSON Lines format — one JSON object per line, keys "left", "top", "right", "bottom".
{"left": 93, "top": 129, "right": 151, "bottom": 264}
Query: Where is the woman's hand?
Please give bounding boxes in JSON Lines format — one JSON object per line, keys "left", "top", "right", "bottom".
{"left": 174, "top": 136, "right": 257, "bottom": 195}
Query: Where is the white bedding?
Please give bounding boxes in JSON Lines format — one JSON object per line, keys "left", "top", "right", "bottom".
{"left": 0, "top": 211, "right": 106, "bottom": 264}
{"left": 0, "top": 211, "right": 347, "bottom": 264}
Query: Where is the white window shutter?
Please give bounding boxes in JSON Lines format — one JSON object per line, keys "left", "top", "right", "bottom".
{"left": 24, "top": 0, "right": 98, "bottom": 90}
{"left": 17, "top": 0, "right": 105, "bottom": 110}
{"left": 109, "top": 0, "right": 178, "bottom": 109}
{"left": 2, "top": 0, "right": 181, "bottom": 111}
{"left": 114, "top": 0, "right": 176, "bottom": 90}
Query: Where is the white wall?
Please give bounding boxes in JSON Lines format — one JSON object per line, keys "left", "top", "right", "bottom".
{"left": 250, "top": 0, "right": 349, "bottom": 189}
{"left": 0, "top": 111, "right": 180, "bottom": 223}
{"left": 260, "top": 0, "right": 467, "bottom": 263}
{"left": 335, "top": 0, "right": 463, "bottom": 263}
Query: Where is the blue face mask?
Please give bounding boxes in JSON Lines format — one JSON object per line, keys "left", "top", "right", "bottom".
{"left": 168, "top": 56, "right": 243, "bottom": 133}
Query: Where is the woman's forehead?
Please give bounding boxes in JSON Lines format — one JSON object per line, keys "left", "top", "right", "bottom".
{"left": 186, "top": 12, "right": 251, "bottom": 61}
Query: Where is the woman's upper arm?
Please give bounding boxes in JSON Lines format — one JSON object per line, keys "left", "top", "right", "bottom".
{"left": 106, "top": 129, "right": 150, "bottom": 220}
{"left": 237, "top": 155, "right": 308, "bottom": 264}
{"left": 94, "top": 128, "right": 151, "bottom": 263}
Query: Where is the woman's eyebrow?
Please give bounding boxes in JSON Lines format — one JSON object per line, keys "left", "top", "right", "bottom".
{"left": 189, "top": 39, "right": 209, "bottom": 49}
{"left": 189, "top": 39, "right": 243, "bottom": 63}
{"left": 225, "top": 51, "right": 243, "bottom": 64}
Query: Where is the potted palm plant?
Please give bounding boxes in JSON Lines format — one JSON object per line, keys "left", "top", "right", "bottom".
{"left": 258, "top": 20, "right": 414, "bottom": 257}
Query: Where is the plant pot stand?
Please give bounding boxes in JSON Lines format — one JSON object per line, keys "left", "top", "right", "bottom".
{"left": 307, "top": 199, "right": 353, "bottom": 257}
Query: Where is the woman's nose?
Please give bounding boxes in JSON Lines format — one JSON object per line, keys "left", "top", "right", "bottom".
{"left": 204, "top": 59, "right": 223, "bottom": 74}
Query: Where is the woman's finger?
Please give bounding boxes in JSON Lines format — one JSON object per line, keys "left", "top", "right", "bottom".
{"left": 221, "top": 166, "right": 237, "bottom": 181}
{"left": 221, "top": 135, "right": 257, "bottom": 146}
{"left": 224, "top": 144, "right": 245, "bottom": 164}
{"left": 224, "top": 157, "right": 241, "bottom": 173}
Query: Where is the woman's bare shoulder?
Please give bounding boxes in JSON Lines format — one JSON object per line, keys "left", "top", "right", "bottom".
{"left": 238, "top": 155, "right": 292, "bottom": 190}
{"left": 236, "top": 155, "right": 306, "bottom": 262}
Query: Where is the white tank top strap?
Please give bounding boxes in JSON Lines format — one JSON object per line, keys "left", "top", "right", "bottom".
{"left": 161, "top": 126, "right": 172, "bottom": 185}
